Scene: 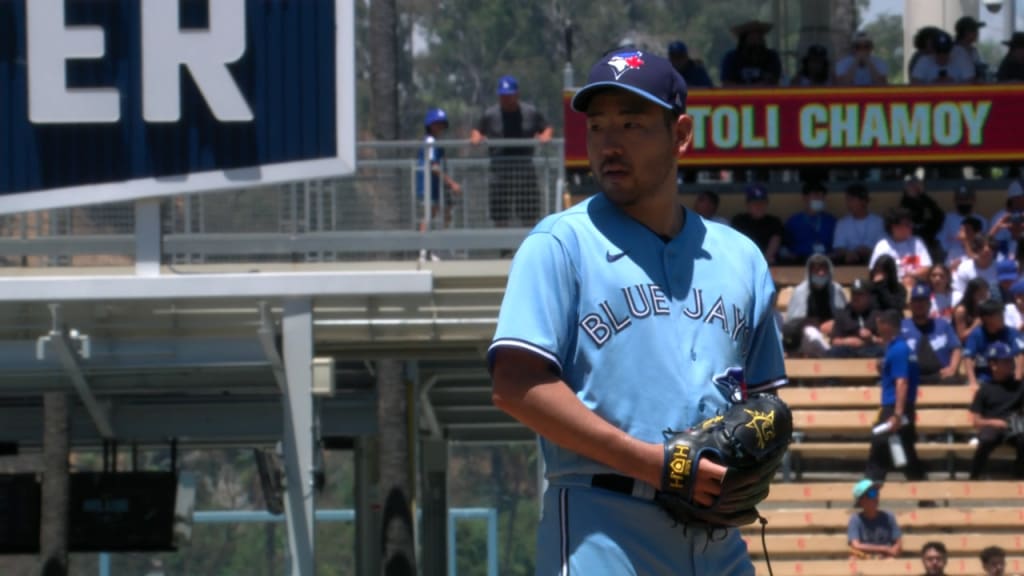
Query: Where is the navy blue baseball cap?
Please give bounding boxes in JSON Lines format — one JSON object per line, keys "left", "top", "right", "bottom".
{"left": 934, "top": 32, "right": 954, "bottom": 53}
{"left": 986, "top": 341, "right": 1014, "bottom": 361}
{"left": 910, "top": 283, "right": 931, "bottom": 300}
{"left": 998, "top": 259, "right": 1019, "bottom": 282}
{"left": 668, "top": 41, "right": 688, "bottom": 55}
{"left": 497, "top": 75, "right": 519, "bottom": 95}
{"left": 571, "top": 50, "right": 688, "bottom": 114}
{"left": 745, "top": 184, "right": 768, "bottom": 202}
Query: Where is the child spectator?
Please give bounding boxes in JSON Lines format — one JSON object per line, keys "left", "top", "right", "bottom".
{"left": 848, "top": 480, "right": 902, "bottom": 559}
{"left": 939, "top": 184, "right": 987, "bottom": 265}
{"left": 731, "top": 184, "right": 785, "bottom": 264}
{"left": 950, "top": 16, "right": 988, "bottom": 82}
{"left": 903, "top": 283, "right": 962, "bottom": 382}
{"left": 783, "top": 181, "right": 836, "bottom": 264}
{"left": 912, "top": 31, "right": 971, "bottom": 83}
{"left": 929, "top": 264, "right": 955, "bottom": 319}
{"left": 832, "top": 182, "right": 885, "bottom": 265}
{"left": 870, "top": 255, "right": 909, "bottom": 312}
{"left": 968, "top": 342, "right": 1024, "bottom": 480}
{"left": 784, "top": 254, "right": 847, "bottom": 357}
{"left": 870, "top": 207, "right": 932, "bottom": 286}
{"left": 668, "top": 41, "right": 713, "bottom": 88}
{"left": 790, "top": 44, "right": 831, "bottom": 86}
{"left": 962, "top": 299, "right": 1024, "bottom": 389}
{"left": 417, "top": 108, "right": 462, "bottom": 261}
{"left": 720, "top": 20, "right": 782, "bottom": 86}
{"left": 954, "top": 277, "right": 992, "bottom": 342}
{"left": 836, "top": 31, "right": 888, "bottom": 86}
{"left": 979, "top": 545, "right": 1015, "bottom": 576}
{"left": 997, "top": 32, "right": 1024, "bottom": 82}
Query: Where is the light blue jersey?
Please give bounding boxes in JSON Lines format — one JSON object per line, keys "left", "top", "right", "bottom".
{"left": 489, "top": 193, "right": 787, "bottom": 479}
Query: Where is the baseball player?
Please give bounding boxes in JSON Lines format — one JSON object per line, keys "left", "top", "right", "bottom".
{"left": 489, "top": 49, "right": 790, "bottom": 575}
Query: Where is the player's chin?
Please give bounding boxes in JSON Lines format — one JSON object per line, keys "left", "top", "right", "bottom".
{"left": 600, "top": 180, "right": 639, "bottom": 204}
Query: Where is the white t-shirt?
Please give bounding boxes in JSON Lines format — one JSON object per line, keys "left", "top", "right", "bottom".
{"left": 911, "top": 54, "right": 972, "bottom": 83}
{"left": 869, "top": 236, "right": 932, "bottom": 280}
{"left": 835, "top": 55, "right": 888, "bottom": 86}
{"left": 951, "top": 258, "right": 999, "bottom": 305}
{"left": 833, "top": 213, "right": 885, "bottom": 251}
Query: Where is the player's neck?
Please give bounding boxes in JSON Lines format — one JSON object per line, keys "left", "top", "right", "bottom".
{"left": 620, "top": 194, "right": 685, "bottom": 239}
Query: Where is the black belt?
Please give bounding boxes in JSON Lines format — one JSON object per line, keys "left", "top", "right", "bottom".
{"left": 591, "top": 473, "right": 636, "bottom": 495}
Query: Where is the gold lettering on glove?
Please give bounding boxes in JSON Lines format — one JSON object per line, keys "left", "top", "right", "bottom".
{"left": 743, "top": 408, "right": 776, "bottom": 450}
{"left": 700, "top": 415, "right": 724, "bottom": 429}
{"left": 667, "top": 445, "right": 692, "bottom": 490}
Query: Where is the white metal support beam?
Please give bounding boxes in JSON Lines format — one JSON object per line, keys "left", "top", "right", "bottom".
{"left": 281, "top": 298, "right": 315, "bottom": 575}
{"left": 39, "top": 304, "right": 114, "bottom": 440}
{"left": 134, "top": 199, "right": 162, "bottom": 277}
{"left": 258, "top": 302, "right": 287, "bottom": 394}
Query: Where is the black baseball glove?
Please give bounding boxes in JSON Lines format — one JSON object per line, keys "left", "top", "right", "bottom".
{"left": 654, "top": 393, "right": 793, "bottom": 527}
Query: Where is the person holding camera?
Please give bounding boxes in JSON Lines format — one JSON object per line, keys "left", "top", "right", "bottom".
{"left": 836, "top": 31, "right": 888, "bottom": 86}
{"left": 911, "top": 31, "right": 971, "bottom": 84}
{"left": 988, "top": 180, "right": 1024, "bottom": 259}
{"left": 968, "top": 342, "right": 1024, "bottom": 480}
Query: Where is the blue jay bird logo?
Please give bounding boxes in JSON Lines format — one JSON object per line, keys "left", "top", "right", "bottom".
{"left": 712, "top": 367, "right": 747, "bottom": 404}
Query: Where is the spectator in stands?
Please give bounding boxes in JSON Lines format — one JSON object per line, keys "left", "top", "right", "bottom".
{"left": 870, "top": 255, "right": 909, "bottom": 312}
{"left": 782, "top": 181, "right": 836, "bottom": 264}
{"left": 668, "top": 41, "right": 713, "bottom": 88}
{"left": 832, "top": 183, "right": 885, "bottom": 266}
{"left": 903, "top": 283, "right": 962, "bottom": 382}
{"left": 871, "top": 207, "right": 932, "bottom": 287}
{"left": 693, "top": 190, "right": 728, "bottom": 225}
{"left": 731, "top": 184, "right": 784, "bottom": 264}
{"left": 940, "top": 185, "right": 987, "bottom": 266}
{"left": 1004, "top": 280, "right": 1024, "bottom": 331}
{"left": 929, "top": 264, "right": 955, "bottom": 319}
{"left": 969, "top": 342, "right": 1024, "bottom": 480}
{"left": 720, "top": 20, "right": 782, "bottom": 87}
{"left": 790, "top": 44, "right": 831, "bottom": 86}
{"left": 945, "top": 216, "right": 984, "bottom": 270}
{"left": 954, "top": 277, "right": 992, "bottom": 342}
{"left": 417, "top": 108, "right": 462, "bottom": 262}
{"left": 836, "top": 31, "right": 888, "bottom": 86}
{"left": 848, "top": 479, "right": 903, "bottom": 559}
{"left": 921, "top": 541, "right": 948, "bottom": 576}
{"left": 867, "top": 309, "right": 927, "bottom": 481}
{"left": 997, "top": 260, "right": 1020, "bottom": 303}
{"left": 912, "top": 31, "right": 971, "bottom": 83}
{"left": 997, "top": 32, "right": 1024, "bottom": 82}
{"left": 900, "top": 175, "right": 945, "bottom": 260}
{"left": 908, "top": 26, "right": 943, "bottom": 80}
{"left": 950, "top": 16, "right": 988, "bottom": 82}
{"left": 963, "top": 299, "right": 1024, "bottom": 389}
{"left": 952, "top": 236, "right": 1000, "bottom": 304}
{"left": 829, "top": 278, "right": 884, "bottom": 358}
{"left": 980, "top": 545, "right": 1014, "bottom": 576}
{"left": 784, "top": 254, "right": 847, "bottom": 357}
{"left": 471, "top": 75, "right": 553, "bottom": 230}
{"left": 988, "top": 180, "right": 1024, "bottom": 259}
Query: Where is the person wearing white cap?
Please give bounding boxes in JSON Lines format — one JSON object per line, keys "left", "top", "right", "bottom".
{"left": 847, "top": 479, "right": 902, "bottom": 559}
{"left": 987, "top": 179, "right": 1024, "bottom": 259}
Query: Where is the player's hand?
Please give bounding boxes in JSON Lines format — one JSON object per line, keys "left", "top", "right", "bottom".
{"left": 939, "top": 366, "right": 958, "bottom": 380}
{"left": 692, "top": 458, "right": 726, "bottom": 506}
{"left": 888, "top": 414, "right": 902, "bottom": 432}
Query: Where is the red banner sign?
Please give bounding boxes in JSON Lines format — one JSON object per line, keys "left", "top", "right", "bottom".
{"left": 563, "top": 84, "right": 1024, "bottom": 168}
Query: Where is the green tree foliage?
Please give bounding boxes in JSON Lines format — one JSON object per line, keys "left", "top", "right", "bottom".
{"left": 861, "top": 13, "right": 905, "bottom": 83}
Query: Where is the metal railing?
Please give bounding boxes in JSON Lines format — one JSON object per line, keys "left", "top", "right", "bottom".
{"left": 0, "top": 139, "right": 564, "bottom": 267}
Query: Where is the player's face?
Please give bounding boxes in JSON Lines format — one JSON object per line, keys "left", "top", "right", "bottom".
{"left": 585, "top": 91, "right": 691, "bottom": 206}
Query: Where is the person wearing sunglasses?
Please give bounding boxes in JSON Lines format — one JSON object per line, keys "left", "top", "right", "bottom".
{"left": 848, "top": 479, "right": 903, "bottom": 559}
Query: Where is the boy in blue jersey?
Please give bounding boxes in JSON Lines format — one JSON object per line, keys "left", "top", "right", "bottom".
{"left": 489, "top": 49, "right": 787, "bottom": 576}
{"left": 866, "top": 309, "right": 926, "bottom": 481}
{"left": 417, "top": 108, "right": 462, "bottom": 260}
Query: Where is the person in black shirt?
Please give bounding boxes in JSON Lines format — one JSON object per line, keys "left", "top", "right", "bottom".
{"left": 900, "top": 175, "right": 945, "bottom": 259}
{"left": 829, "top": 278, "right": 884, "bottom": 358}
{"left": 471, "top": 75, "right": 553, "bottom": 229}
{"left": 668, "top": 41, "right": 713, "bottom": 88}
{"left": 969, "top": 341, "right": 1024, "bottom": 479}
{"left": 720, "top": 20, "right": 782, "bottom": 86}
{"left": 870, "top": 254, "right": 909, "bottom": 312}
{"left": 997, "top": 32, "right": 1024, "bottom": 82}
{"left": 731, "top": 183, "right": 784, "bottom": 264}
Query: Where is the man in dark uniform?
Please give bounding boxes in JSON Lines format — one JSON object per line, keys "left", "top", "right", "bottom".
{"left": 968, "top": 341, "right": 1024, "bottom": 479}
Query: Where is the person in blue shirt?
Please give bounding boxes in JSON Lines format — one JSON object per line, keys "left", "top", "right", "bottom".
{"left": 848, "top": 479, "right": 903, "bottom": 559}
{"left": 866, "top": 309, "right": 926, "bottom": 481}
{"left": 668, "top": 41, "right": 713, "bottom": 88}
{"left": 782, "top": 181, "right": 837, "bottom": 264}
{"left": 962, "top": 299, "right": 1024, "bottom": 389}
{"left": 902, "top": 283, "right": 962, "bottom": 382}
{"left": 416, "top": 108, "right": 462, "bottom": 260}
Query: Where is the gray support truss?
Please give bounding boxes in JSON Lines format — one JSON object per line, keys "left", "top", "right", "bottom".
{"left": 355, "top": 436, "right": 379, "bottom": 576}
{"left": 420, "top": 438, "right": 448, "bottom": 576}
{"left": 281, "top": 298, "right": 316, "bottom": 575}
{"left": 134, "top": 199, "right": 162, "bottom": 277}
{"left": 258, "top": 302, "right": 288, "bottom": 393}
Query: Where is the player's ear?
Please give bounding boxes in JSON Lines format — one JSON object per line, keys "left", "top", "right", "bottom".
{"left": 674, "top": 114, "right": 694, "bottom": 158}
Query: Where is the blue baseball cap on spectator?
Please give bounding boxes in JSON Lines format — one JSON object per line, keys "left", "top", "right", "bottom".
{"left": 497, "top": 75, "right": 519, "bottom": 95}
{"left": 423, "top": 107, "right": 449, "bottom": 129}
{"left": 571, "top": 50, "right": 688, "bottom": 114}
{"left": 911, "top": 283, "right": 931, "bottom": 300}
{"left": 997, "top": 259, "right": 1019, "bottom": 282}
{"left": 668, "top": 41, "right": 688, "bottom": 55}
{"left": 986, "top": 341, "right": 1014, "bottom": 361}
{"left": 745, "top": 184, "right": 768, "bottom": 202}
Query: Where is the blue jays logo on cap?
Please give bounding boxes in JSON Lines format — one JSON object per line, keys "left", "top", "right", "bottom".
{"left": 606, "top": 51, "right": 646, "bottom": 80}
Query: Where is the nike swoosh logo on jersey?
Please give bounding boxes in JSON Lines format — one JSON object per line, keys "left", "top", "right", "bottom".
{"left": 606, "top": 250, "right": 628, "bottom": 262}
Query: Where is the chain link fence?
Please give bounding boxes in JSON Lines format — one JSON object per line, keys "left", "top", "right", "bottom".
{"left": 0, "top": 139, "right": 564, "bottom": 267}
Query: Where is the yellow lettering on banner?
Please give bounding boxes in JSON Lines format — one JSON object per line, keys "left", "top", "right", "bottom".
{"left": 741, "top": 105, "right": 765, "bottom": 148}
{"left": 859, "top": 104, "right": 890, "bottom": 147}
{"left": 765, "top": 105, "right": 780, "bottom": 147}
{"left": 829, "top": 103, "right": 859, "bottom": 147}
{"left": 712, "top": 106, "right": 739, "bottom": 149}
{"left": 890, "top": 103, "right": 931, "bottom": 146}
{"left": 688, "top": 106, "right": 711, "bottom": 149}
{"left": 959, "top": 101, "right": 991, "bottom": 145}
{"left": 933, "top": 102, "right": 962, "bottom": 146}
{"left": 800, "top": 104, "right": 827, "bottom": 148}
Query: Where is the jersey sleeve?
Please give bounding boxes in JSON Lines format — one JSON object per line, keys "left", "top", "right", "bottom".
{"left": 847, "top": 514, "right": 863, "bottom": 544}
{"left": 745, "top": 259, "right": 788, "bottom": 393}
{"left": 888, "top": 513, "right": 902, "bottom": 540}
{"left": 962, "top": 329, "right": 981, "bottom": 359}
{"left": 889, "top": 342, "right": 910, "bottom": 380}
{"left": 488, "top": 232, "right": 577, "bottom": 373}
